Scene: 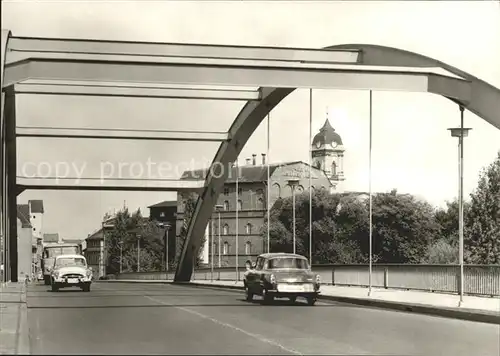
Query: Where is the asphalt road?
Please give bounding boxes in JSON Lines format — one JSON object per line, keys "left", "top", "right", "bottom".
{"left": 26, "top": 282, "right": 499, "bottom": 355}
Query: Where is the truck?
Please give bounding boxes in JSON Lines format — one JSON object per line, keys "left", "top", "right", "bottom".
{"left": 41, "top": 243, "right": 81, "bottom": 285}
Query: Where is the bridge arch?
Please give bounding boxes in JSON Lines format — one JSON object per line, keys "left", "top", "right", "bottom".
{"left": 174, "top": 43, "right": 500, "bottom": 281}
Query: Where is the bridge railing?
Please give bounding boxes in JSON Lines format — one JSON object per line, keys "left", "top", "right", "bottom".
{"left": 112, "top": 264, "right": 500, "bottom": 297}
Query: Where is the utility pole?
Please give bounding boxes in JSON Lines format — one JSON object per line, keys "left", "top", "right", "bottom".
{"left": 137, "top": 234, "right": 141, "bottom": 272}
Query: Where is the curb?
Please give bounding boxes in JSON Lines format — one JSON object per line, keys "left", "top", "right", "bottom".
{"left": 100, "top": 280, "right": 499, "bottom": 325}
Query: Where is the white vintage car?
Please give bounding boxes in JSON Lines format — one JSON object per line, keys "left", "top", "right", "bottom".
{"left": 50, "top": 254, "right": 93, "bottom": 292}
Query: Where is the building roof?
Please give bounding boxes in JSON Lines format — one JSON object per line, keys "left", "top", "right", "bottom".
{"left": 29, "top": 200, "right": 44, "bottom": 214}
{"left": 181, "top": 161, "right": 328, "bottom": 184}
{"left": 43, "top": 233, "right": 59, "bottom": 243}
{"left": 17, "top": 204, "right": 31, "bottom": 228}
{"left": 86, "top": 228, "right": 104, "bottom": 241}
{"left": 312, "top": 119, "right": 343, "bottom": 147}
{"left": 148, "top": 200, "right": 177, "bottom": 209}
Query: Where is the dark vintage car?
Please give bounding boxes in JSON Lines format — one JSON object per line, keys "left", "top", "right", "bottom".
{"left": 243, "top": 253, "right": 321, "bottom": 305}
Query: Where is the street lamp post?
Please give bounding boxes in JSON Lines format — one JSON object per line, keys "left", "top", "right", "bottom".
{"left": 136, "top": 234, "right": 141, "bottom": 272}
{"left": 448, "top": 106, "right": 471, "bottom": 307}
{"left": 287, "top": 179, "right": 300, "bottom": 254}
{"left": 215, "top": 204, "right": 224, "bottom": 268}
{"left": 210, "top": 217, "right": 214, "bottom": 282}
{"left": 160, "top": 222, "right": 171, "bottom": 272}
{"left": 118, "top": 241, "right": 123, "bottom": 274}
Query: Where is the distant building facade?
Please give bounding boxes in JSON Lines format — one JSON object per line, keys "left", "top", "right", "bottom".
{"left": 17, "top": 200, "right": 45, "bottom": 280}
{"left": 16, "top": 205, "right": 33, "bottom": 281}
{"left": 84, "top": 216, "right": 115, "bottom": 279}
{"left": 29, "top": 200, "right": 44, "bottom": 240}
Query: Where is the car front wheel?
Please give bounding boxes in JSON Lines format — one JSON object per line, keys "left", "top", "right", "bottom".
{"left": 262, "top": 289, "right": 274, "bottom": 305}
{"left": 244, "top": 285, "right": 253, "bottom": 302}
{"left": 306, "top": 296, "right": 317, "bottom": 306}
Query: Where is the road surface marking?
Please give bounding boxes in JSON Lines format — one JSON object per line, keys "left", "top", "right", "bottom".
{"left": 144, "top": 295, "right": 303, "bottom": 355}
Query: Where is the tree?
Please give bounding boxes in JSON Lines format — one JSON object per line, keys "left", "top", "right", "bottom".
{"left": 422, "top": 239, "right": 458, "bottom": 264}
{"left": 370, "top": 193, "right": 441, "bottom": 263}
{"left": 174, "top": 192, "right": 205, "bottom": 267}
{"left": 105, "top": 208, "right": 142, "bottom": 274}
{"left": 265, "top": 189, "right": 441, "bottom": 265}
{"left": 265, "top": 190, "right": 368, "bottom": 264}
{"left": 104, "top": 208, "right": 164, "bottom": 273}
{"left": 465, "top": 151, "right": 500, "bottom": 264}
{"left": 434, "top": 199, "right": 471, "bottom": 246}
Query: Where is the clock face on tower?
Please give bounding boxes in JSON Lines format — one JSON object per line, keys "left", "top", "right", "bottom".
{"left": 315, "top": 141, "right": 322, "bottom": 149}
{"left": 330, "top": 142, "right": 338, "bottom": 149}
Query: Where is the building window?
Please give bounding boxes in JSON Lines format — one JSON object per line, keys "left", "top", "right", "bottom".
{"left": 245, "top": 223, "right": 252, "bottom": 235}
{"left": 224, "top": 187, "right": 229, "bottom": 196}
{"left": 160, "top": 212, "right": 165, "bottom": 218}
{"left": 32, "top": 215, "right": 36, "bottom": 219}
{"left": 297, "top": 185, "right": 304, "bottom": 193}
{"left": 315, "top": 162, "right": 322, "bottom": 170}
{"left": 272, "top": 183, "right": 281, "bottom": 198}
{"left": 257, "top": 198, "right": 265, "bottom": 210}
{"left": 33, "top": 228, "right": 36, "bottom": 231}
{"left": 223, "top": 242, "right": 229, "bottom": 255}
{"left": 223, "top": 200, "right": 229, "bottom": 211}
{"left": 238, "top": 188, "right": 243, "bottom": 196}
{"left": 245, "top": 241, "right": 251, "bottom": 255}
{"left": 237, "top": 200, "right": 242, "bottom": 211}
{"left": 223, "top": 224, "right": 229, "bottom": 235}
{"left": 332, "top": 162, "right": 337, "bottom": 176}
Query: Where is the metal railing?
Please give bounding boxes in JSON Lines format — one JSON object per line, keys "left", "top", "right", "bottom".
{"left": 112, "top": 264, "right": 500, "bottom": 297}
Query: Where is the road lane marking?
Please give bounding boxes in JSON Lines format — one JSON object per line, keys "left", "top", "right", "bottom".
{"left": 144, "top": 295, "right": 303, "bottom": 355}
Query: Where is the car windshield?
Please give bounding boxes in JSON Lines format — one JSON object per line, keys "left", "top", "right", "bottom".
{"left": 55, "top": 257, "right": 86, "bottom": 268}
{"left": 267, "top": 257, "right": 309, "bottom": 269}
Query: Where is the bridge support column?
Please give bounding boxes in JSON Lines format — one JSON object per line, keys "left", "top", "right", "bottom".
{"left": 5, "top": 89, "right": 17, "bottom": 282}
{"left": 1, "top": 30, "right": 11, "bottom": 282}
{"left": 174, "top": 149, "right": 236, "bottom": 283}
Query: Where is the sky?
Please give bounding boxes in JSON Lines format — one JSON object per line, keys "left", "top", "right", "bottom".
{"left": 2, "top": 0, "right": 500, "bottom": 240}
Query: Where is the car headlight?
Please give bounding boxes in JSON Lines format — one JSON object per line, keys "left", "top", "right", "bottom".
{"left": 315, "top": 274, "right": 321, "bottom": 284}
{"left": 270, "top": 274, "right": 276, "bottom": 284}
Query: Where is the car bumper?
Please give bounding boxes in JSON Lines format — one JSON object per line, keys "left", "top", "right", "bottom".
{"left": 52, "top": 276, "right": 92, "bottom": 285}
{"left": 266, "top": 283, "right": 320, "bottom": 297}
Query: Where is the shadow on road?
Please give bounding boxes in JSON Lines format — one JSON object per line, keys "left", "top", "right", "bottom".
{"left": 26, "top": 302, "right": 355, "bottom": 309}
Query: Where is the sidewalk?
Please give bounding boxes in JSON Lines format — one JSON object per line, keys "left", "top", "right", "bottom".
{"left": 0, "top": 282, "right": 30, "bottom": 355}
{"left": 107, "top": 279, "right": 500, "bottom": 324}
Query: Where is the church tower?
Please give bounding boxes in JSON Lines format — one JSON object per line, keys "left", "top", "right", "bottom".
{"left": 311, "top": 116, "right": 345, "bottom": 192}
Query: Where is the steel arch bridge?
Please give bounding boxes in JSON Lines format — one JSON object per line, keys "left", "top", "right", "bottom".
{"left": 1, "top": 29, "right": 499, "bottom": 282}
